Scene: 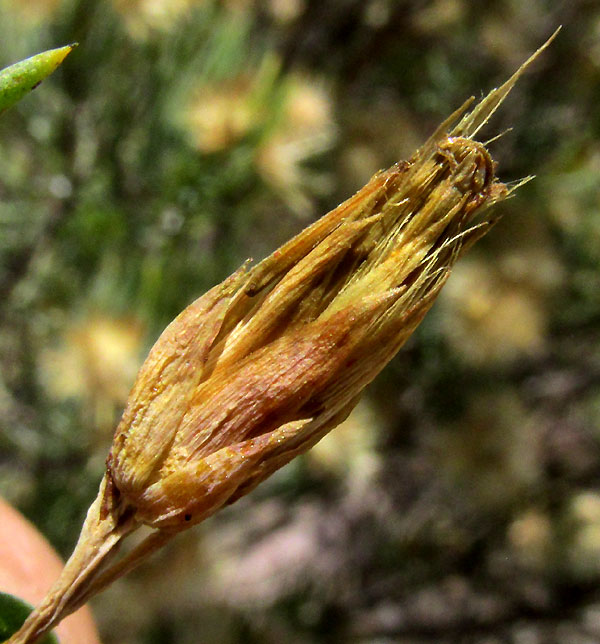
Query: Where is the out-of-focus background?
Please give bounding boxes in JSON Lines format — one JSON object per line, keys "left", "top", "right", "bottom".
{"left": 0, "top": 1, "right": 598, "bottom": 642}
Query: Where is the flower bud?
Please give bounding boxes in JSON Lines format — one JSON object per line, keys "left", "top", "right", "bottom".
{"left": 106, "top": 127, "right": 509, "bottom": 530}
{"left": 8, "top": 32, "right": 560, "bottom": 643}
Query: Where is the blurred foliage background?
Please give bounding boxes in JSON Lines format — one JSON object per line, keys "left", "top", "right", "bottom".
{"left": 0, "top": 1, "right": 599, "bottom": 642}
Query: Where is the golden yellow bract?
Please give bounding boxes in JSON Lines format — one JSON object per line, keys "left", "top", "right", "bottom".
{"left": 6, "top": 30, "right": 559, "bottom": 644}
{"left": 106, "top": 135, "right": 503, "bottom": 530}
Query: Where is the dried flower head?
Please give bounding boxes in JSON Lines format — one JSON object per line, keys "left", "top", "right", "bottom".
{"left": 112, "top": 0, "right": 196, "bottom": 39}
{"left": 106, "top": 133, "right": 506, "bottom": 531}
{"left": 39, "top": 315, "right": 145, "bottom": 430}
{"left": 184, "top": 75, "right": 260, "bottom": 153}
{"left": 6, "top": 32, "right": 558, "bottom": 644}
{"left": 255, "top": 72, "right": 335, "bottom": 214}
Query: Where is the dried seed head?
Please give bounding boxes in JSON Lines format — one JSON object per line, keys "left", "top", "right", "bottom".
{"left": 105, "top": 111, "right": 511, "bottom": 530}
{"left": 103, "top": 22, "right": 564, "bottom": 528}
{"left": 8, "top": 32, "right": 561, "bottom": 644}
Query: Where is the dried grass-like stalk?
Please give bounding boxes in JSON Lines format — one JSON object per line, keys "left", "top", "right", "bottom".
{"left": 5, "top": 30, "right": 559, "bottom": 644}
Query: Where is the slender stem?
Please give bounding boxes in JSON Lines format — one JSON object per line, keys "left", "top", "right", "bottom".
{"left": 69, "top": 528, "right": 175, "bottom": 611}
{"left": 5, "top": 476, "right": 138, "bottom": 644}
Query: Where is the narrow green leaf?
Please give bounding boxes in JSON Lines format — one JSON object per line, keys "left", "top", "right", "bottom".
{"left": 0, "top": 592, "right": 59, "bottom": 643}
{"left": 0, "top": 44, "right": 77, "bottom": 114}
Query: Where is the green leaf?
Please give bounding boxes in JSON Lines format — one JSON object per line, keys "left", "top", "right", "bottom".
{"left": 0, "top": 592, "right": 59, "bottom": 643}
{"left": 0, "top": 44, "right": 77, "bottom": 114}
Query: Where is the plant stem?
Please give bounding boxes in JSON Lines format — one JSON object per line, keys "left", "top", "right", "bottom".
{"left": 5, "top": 476, "right": 137, "bottom": 644}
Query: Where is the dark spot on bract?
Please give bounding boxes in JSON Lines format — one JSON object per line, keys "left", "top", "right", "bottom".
{"left": 244, "top": 281, "right": 259, "bottom": 297}
{"left": 184, "top": 513, "right": 192, "bottom": 521}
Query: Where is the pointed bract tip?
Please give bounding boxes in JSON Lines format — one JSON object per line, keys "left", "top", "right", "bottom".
{"left": 452, "top": 27, "right": 561, "bottom": 139}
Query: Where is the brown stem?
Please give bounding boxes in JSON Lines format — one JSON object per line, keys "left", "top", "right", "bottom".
{"left": 5, "top": 475, "right": 138, "bottom": 644}
{"left": 69, "top": 528, "right": 175, "bottom": 610}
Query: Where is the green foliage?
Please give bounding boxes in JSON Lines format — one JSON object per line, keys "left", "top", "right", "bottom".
{"left": 0, "top": 45, "right": 75, "bottom": 114}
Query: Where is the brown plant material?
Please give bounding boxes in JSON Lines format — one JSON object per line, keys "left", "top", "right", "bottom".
{"left": 5, "top": 31, "right": 559, "bottom": 644}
